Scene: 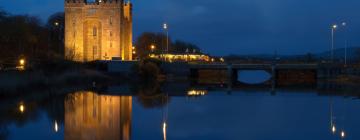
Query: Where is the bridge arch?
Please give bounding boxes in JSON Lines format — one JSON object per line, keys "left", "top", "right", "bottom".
{"left": 236, "top": 70, "right": 272, "bottom": 85}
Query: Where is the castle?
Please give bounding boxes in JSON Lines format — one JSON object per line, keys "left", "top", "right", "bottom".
{"left": 64, "top": 0, "right": 133, "bottom": 62}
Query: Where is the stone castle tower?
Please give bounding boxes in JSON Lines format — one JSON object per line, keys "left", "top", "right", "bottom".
{"left": 65, "top": 0, "right": 132, "bottom": 62}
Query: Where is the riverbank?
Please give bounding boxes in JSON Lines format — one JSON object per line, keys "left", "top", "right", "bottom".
{"left": 328, "top": 75, "right": 360, "bottom": 85}
{"left": 0, "top": 68, "right": 114, "bottom": 95}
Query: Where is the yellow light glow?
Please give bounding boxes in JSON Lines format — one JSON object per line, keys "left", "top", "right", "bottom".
{"left": 341, "top": 131, "right": 345, "bottom": 138}
{"left": 54, "top": 120, "right": 59, "bottom": 132}
{"left": 54, "top": 22, "right": 59, "bottom": 26}
{"left": 149, "top": 54, "right": 210, "bottom": 62}
{"left": 151, "top": 45, "right": 155, "bottom": 50}
{"left": 163, "top": 122, "right": 167, "bottom": 140}
{"left": 19, "top": 59, "right": 25, "bottom": 66}
{"left": 187, "top": 90, "right": 208, "bottom": 96}
{"left": 211, "top": 58, "right": 215, "bottom": 62}
{"left": 220, "top": 57, "right": 225, "bottom": 62}
{"left": 132, "top": 51, "right": 136, "bottom": 54}
{"left": 19, "top": 104, "right": 25, "bottom": 113}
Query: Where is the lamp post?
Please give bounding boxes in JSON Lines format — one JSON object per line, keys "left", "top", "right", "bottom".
{"left": 163, "top": 23, "right": 169, "bottom": 54}
{"left": 342, "top": 22, "right": 348, "bottom": 66}
{"left": 151, "top": 45, "right": 156, "bottom": 54}
{"left": 331, "top": 24, "right": 337, "bottom": 63}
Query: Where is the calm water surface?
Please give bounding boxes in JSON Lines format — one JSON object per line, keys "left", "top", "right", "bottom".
{"left": 1, "top": 86, "right": 360, "bottom": 140}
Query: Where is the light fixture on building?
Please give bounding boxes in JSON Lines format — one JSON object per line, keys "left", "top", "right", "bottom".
{"left": 19, "top": 104, "right": 25, "bottom": 113}
{"left": 19, "top": 59, "right": 25, "bottom": 66}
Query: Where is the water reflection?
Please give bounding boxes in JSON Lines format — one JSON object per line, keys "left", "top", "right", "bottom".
{"left": 1, "top": 82, "right": 360, "bottom": 140}
{"left": 64, "top": 91, "right": 131, "bottom": 140}
{"left": 329, "top": 95, "right": 350, "bottom": 139}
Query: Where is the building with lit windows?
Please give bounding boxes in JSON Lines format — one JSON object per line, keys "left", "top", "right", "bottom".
{"left": 149, "top": 53, "right": 211, "bottom": 62}
{"left": 64, "top": 0, "right": 133, "bottom": 62}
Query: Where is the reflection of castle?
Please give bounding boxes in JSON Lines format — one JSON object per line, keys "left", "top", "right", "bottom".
{"left": 64, "top": 91, "right": 131, "bottom": 140}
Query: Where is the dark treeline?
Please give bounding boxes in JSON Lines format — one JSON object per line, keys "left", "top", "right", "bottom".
{"left": 0, "top": 9, "right": 202, "bottom": 64}
{"left": 0, "top": 9, "right": 64, "bottom": 66}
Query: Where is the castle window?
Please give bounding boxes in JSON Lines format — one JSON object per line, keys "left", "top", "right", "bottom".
{"left": 110, "top": 42, "right": 112, "bottom": 48}
{"left": 110, "top": 31, "right": 112, "bottom": 37}
{"left": 109, "top": 17, "right": 113, "bottom": 25}
{"left": 93, "top": 27, "right": 97, "bottom": 36}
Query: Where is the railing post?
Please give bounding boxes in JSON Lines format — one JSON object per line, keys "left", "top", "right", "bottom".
{"left": 271, "top": 62, "right": 277, "bottom": 93}
{"left": 227, "top": 63, "right": 233, "bottom": 92}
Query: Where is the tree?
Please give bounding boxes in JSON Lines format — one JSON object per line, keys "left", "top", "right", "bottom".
{"left": 135, "top": 32, "right": 202, "bottom": 59}
{"left": 305, "top": 53, "right": 315, "bottom": 63}
{"left": 0, "top": 10, "right": 48, "bottom": 63}
{"left": 47, "top": 12, "right": 65, "bottom": 58}
{"left": 135, "top": 32, "right": 171, "bottom": 59}
{"left": 171, "top": 40, "right": 200, "bottom": 54}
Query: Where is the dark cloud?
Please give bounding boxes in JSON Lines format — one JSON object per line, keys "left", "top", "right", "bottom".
{"left": 2, "top": 0, "right": 360, "bottom": 55}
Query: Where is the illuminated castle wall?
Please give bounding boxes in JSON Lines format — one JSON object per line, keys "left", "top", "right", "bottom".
{"left": 64, "top": 0, "right": 133, "bottom": 62}
{"left": 64, "top": 91, "right": 132, "bottom": 140}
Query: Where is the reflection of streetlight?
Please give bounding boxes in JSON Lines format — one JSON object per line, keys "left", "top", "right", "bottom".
{"left": 332, "top": 125, "right": 336, "bottom": 134}
{"left": 54, "top": 120, "right": 59, "bottom": 132}
{"left": 330, "top": 96, "right": 336, "bottom": 134}
{"left": 163, "top": 122, "right": 167, "bottom": 140}
{"left": 341, "top": 130, "right": 346, "bottom": 138}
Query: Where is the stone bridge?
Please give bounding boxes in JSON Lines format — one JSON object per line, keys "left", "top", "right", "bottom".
{"left": 189, "top": 63, "right": 339, "bottom": 86}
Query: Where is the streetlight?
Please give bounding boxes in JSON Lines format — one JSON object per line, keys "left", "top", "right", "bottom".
{"left": 54, "top": 22, "right": 59, "bottom": 26}
{"left": 19, "top": 59, "right": 25, "bottom": 66}
{"left": 163, "top": 23, "right": 169, "bottom": 54}
{"left": 331, "top": 24, "right": 337, "bottom": 63}
{"left": 342, "top": 22, "right": 348, "bottom": 66}
{"left": 132, "top": 46, "right": 136, "bottom": 55}
{"left": 151, "top": 45, "right": 156, "bottom": 53}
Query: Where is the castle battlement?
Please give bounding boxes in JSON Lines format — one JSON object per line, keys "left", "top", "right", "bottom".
{"left": 65, "top": 0, "right": 124, "bottom": 6}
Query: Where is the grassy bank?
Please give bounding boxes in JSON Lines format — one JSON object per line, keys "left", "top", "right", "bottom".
{"left": 0, "top": 69, "right": 111, "bottom": 94}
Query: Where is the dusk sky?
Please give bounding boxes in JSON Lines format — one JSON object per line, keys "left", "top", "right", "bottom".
{"left": 1, "top": 0, "right": 360, "bottom": 56}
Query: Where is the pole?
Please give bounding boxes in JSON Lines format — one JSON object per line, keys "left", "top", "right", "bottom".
{"left": 166, "top": 30, "right": 169, "bottom": 53}
{"left": 343, "top": 23, "right": 348, "bottom": 66}
{"left": 331, "top": 28, "right": 334, "bottom": 63}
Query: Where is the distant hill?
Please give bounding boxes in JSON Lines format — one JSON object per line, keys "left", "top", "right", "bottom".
{"left": 315, "top": 47, "right": 360, "bottom": 60}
